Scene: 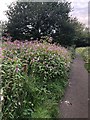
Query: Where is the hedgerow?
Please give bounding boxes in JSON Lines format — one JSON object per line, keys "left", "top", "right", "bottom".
{"left": 1, "top": 40, "right": 71, "bottom": 119}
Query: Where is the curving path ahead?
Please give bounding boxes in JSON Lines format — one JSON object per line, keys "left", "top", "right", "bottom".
{"left": 59, "top": 54, "right": 88, "bottom": 118}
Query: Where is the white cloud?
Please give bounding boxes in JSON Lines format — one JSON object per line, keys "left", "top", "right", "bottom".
{"left": 69, "top": 0, "right": 89, "bottom": 26}
{"left": 0, "top": 0, "right": 16, "bottom": 21}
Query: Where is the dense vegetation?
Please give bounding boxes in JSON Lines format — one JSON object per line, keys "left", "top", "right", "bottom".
{"left": 76, "top": 47, "right": 90, "bottom": 72}
{"left": 3, "top": 1, "right": 89, "bottom": 47}
{"left": 1, "top": 39, "right": 72, "bottom": 119}
{"left": 0, "top": 1, "right": 89, "bottom": 119}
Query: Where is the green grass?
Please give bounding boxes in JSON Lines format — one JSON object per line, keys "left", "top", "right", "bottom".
{"left": 85, "top": 63, "right": 90, "bottom": 73}
{"left": 76, "top": 47, "right": 90, "bottom": 72}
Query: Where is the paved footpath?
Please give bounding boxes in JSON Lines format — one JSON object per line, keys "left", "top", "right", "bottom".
{"left": 59, "top": 54, "right": 88, "bottom": 118}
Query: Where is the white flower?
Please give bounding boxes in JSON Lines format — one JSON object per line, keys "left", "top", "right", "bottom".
{"left": 0, "top": 89, "right": 3, "bottom": 94}
{"left": 0, "top": 96, "right": 4, "bottom": 101}
{"left": 18, "top": 102, "right": 21, "bottom": 105}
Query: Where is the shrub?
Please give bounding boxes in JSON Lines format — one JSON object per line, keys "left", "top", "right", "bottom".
{"left": 1, "top": 40, "right": 71, "bottom": 119}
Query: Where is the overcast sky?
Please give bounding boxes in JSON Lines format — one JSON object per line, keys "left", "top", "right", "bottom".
{"left": 0, "top": 0, "right": 89, "bottom": 27}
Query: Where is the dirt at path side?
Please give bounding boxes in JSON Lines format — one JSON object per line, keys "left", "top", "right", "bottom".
{"left": 59, "top": 54, "right": 88, "bottom": 118}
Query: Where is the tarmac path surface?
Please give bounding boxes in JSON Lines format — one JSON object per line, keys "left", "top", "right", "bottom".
{"left": 59, "top": 54, "right": 88, "bottom": 118}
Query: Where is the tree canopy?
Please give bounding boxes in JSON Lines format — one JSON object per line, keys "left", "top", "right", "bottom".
{"left": 5, "top": 1, "right": 89, "bottom": 46}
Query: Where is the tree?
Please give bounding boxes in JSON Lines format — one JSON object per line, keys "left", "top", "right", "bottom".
{"left": 6, "top": 1, "right": 77, "bottom": 45}
{"left": 70, "top": 18, "right": 90, "bottom": 47}
{"left": 6, "top": 1, "right": 89, "bottom": 47}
